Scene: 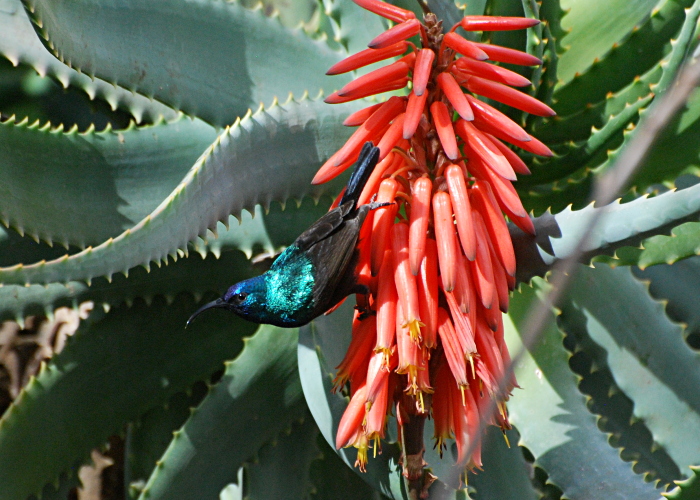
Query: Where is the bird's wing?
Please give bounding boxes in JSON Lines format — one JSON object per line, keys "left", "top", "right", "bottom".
{"left": 294, "top": 201, "right": 354, "bottom": 252}
{"left": 308, "top": 207, "right": 369, "bottom": 308}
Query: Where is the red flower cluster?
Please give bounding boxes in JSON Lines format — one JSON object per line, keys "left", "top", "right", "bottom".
{"left": 317, "top": 0, "right": 553, "bottom": 473}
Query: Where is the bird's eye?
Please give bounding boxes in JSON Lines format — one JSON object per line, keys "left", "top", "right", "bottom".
{"left": 234, "top": 292, "right": 247, "bottom": 303}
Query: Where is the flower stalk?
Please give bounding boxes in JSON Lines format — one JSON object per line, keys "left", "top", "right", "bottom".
{"left": 321, "top": 0, "right": 553, "bottom": 485}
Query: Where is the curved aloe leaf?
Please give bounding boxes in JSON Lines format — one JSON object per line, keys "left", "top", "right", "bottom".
{"left": 633, "top": 255, "right": 700, "bottom": 337}
{"left": 605, "top": 221, "right": 700, "bottom": 269}
{"left": 244, "top": 413, "right": 320, "bottom": 500}
{"left": 0, "top": 225, "right": 70, "bottom": 267}
{"left": 505, "top": 280, "right": 664, "bottom": 499}
{"left": 22, "top": 0, "right": 350, "bottom": 127}
{"left": 562, "top": 307, "right": 682, "bottom": 485}
{"left": 137, "top": 325, "right": 306, "bottom": 500}
{"left": 466, "top": 428, "right": 538, "bottom": 500}
{"left": 0, "top": 245, "right": 260, "bottom": 323}
{"left": 553, "top": 0, "right": 691, "bottom": 115}
{"left": 0, "top": 0, "right": 177, "bottom": 123}
{"left": 556, "top": 0, "right": 662, "bottom": 88}
{"left": 632, "top": 90, "right": 700, "bottom": 190}
{"left": 0, "top": 200, "right": 326, "bottom": 323}
{"left": 512, "top": 181, "right": 700, "bottom": 284}
{"left": 0, "top": 97, "right": 361, "bottom": 285}
{"left": 564, "top": 265, "right": 700, "bottom": 476}
{"left": 319, "top": 0, "right": 387, "bottom": 56}
{"left": 309, "top": 435, "right": 391, "bottom": 500}
{"left": 125, "top": 384, "right": 209, "bottom": 498}
{"left": 596, "top": 0, "right": 700, "bottom": 185}
{"left": 0, "top": 295, "right": 255, "bottom": 500}
{"left": 663, "top": 466, "right": 700, "bottom": 499}
{"left": 0, "top": 115, "right": 217, "bottom": 247}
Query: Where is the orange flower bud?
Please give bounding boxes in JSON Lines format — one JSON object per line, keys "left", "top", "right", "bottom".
{"left": 460, "top": 15, "right": 540, "bottom": 31}
{"left": 437, "top": 308, "right": 468, "bottom": 387}
{"left": 465, "top": 75, "right": 556, "bottom": 117}
{"left": 417, "top": 239, "right": 439, "bottom": 348}
{"left": 334, "top": 313, "right": 377, "bottom": 390}
{"left": 466, "top": 94, "right": 530, "bottom": 143}
{"left": 371, "top": 178, "right": 399, "bottom": 275}
{"left": 408, "top": 177, "right": 432, "bottom": 274}
{"left": 336, "top": 382, "right": 369, "bottom": 449}
{"left": 327, "top": 42, "right": 408, "bottom": 75}
{"left": 442, "top": 32, "right": 488, "bottom": 60}
{"left": 343, "top": 102, "right": 384, "bottom": 127}
{"left": 454, "top": 57, "right": 531, "bottom": 87}
{"left": 369, "top": 19, "right": 422, "bottom": 49}
{"left": 473, "top": 42, "right": 542, "bottom": 66}
{"left": 437, "top": 71, "right": 473, "bottom": 121}
{"left": 456, "top": 119, "right": 516, "bottom": 181}
{"left": 403, "top": 90, "right": 429, "bottom": 139}
{"left": 412, "top": 48, "right": 435, "bottom": 96}
{"left": 432, "top": 191, "right": 458, "bottom": 292}
{"left": 353, "top": 0, "right": 416, "bottom": 23}
{"left": 470, "top": 180, "right": 516, "bottom": 277}
{"left": 337, "top": 61, "right": 411, "bottom": 97}
{"left": 486, "top": 134, "right": 531, "bottom": 175}
{"left": 445, "top": 164, "right": 477, "bottom": 261}
{"left": 375, "top": 249, "right": 397, "bottom": 359}
{"left": 392, "top": 222, "right": 424, "bottom": 342}
{"left": 377, "top": 113, "right": 406, "bottom": 159}
{"left": 430, "top": 101, "right": 459, "bottom": 160}
{"left": 469, "top": 210, "right": 496, "bottom": 310}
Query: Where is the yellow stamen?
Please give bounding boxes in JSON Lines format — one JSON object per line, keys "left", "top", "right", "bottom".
{"left": 403, "top": 318, "right": 425, "bottom": 343}
{"left": 502, "top": 430, "right": 511, "bottom": 448}
{"left": 468, "top": 352, "right": 476, "bottom": 379}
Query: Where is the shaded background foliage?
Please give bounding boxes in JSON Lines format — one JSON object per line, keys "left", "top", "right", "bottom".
{"left": 0, "top": 0, "right": 699, "bottom": 498}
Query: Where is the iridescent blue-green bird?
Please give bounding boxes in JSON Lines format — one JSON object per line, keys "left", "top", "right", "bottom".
{"left": 187, "top": 142, "right": 382, "bottom": 328}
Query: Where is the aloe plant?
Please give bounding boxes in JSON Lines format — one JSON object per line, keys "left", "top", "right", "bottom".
{"left": 0, "top": 0, "right": 699, "bottom": 498}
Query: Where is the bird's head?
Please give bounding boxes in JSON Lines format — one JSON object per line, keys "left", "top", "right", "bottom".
{"left": 186, "top": 276, "right": 267, "bottom": 326}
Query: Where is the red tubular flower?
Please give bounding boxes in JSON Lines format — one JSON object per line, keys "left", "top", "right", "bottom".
{"left": 320, "top": 1, "right": 553, "bottom": 476}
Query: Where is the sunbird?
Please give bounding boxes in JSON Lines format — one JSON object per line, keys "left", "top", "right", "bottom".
{"left": 187, "top": 142, "right": 383, "bottom": 328}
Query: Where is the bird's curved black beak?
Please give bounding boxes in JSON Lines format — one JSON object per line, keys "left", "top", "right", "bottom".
{"left": 186, "top": 298, "right": 226, "bottom": 327}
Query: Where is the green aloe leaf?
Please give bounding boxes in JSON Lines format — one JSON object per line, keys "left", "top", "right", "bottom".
{"left": 0, "top": 115, "right": 217, "bottom": 247}
{"left": 244, "top": 413, "right": 320, "bottom": 500}
{"left": 137, "top": 325, "right": 306, "bottom": 499}
{"left": 604, "top": 221, "right": 700, "bottom": 269}
{"left": 22, "top": 0, "right": 350, "bottom": 127}
{"left": 663, "top": 466, "right": 700, "bottom": 499}
{"left": 0, "top": 295, "right": 255, "bottom": 500}
{"left": 512, "top": 181, "right": 700, "bottom": 284}
{"left": 555, "top": 0, "right": 663, "bottom": 89}
{"left": 633, "top": 255, "right": 700, "bottom": 338}
{"left": 0, "top": 97, "right": 360, "bottom": 285}
{"left": 466, "top": 428, "right": 538, "bottom": 500}
{"left": 309, "top": 435, "right": 390, "bottom": 500}
{"left": 564, "top": 264, "right": 700, "bottom": 476}
{"left": 553, "top": 0, "right": 691, "bottom": 115}
{"left": 320, "top": 0, "right": 387, "bottom": 56}
{"left": 0, "top": 0, "right": 177, "bottom": 123}
{"left": 595, "top": 0, "right": 700, "bottom": 186}
{"left": 505, "top": 280, "right": 664, "bottom": 499}
{"left": 125, "top": 384, "right": 209, "bottom": 498}
{"left": 0, "top": 199, "right": 328, "bottom": 323}
{"left": 631, "top": 90, "right": 700, "bottom": 190}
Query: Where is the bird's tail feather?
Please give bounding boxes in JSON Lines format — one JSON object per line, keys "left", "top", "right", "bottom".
{"left": 340, "top": 142, "right": 380, "bottom": 207}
